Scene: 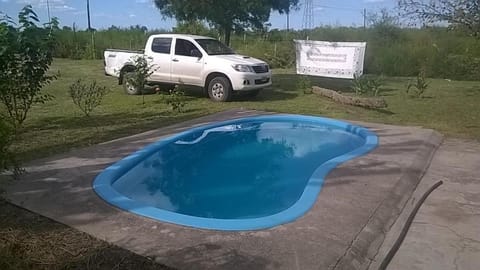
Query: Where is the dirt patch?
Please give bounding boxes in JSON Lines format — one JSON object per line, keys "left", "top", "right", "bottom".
{"left": 0, "top": 199, "right": 171, "bottom": 270}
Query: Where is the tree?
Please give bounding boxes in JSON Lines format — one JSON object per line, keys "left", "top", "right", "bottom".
{"left": 0, "top": 6, "right": 57, "bottom": 128}
{"left": 368, "top": 8, "right": 403, "bottom": 44}
{"left": 153, "top": 0, "right": 299, "bottom": 45}
{"left": 173, "top": 20, "right": 212, "bottom": 36}
{"left": 0, "top": 118, "right": 16, "bottom": 174}
{"left": 398, "top": 0, "right": 480, "bottom": 37}
{"left": 126, "top": 55, "right": 157, "bottom": 104}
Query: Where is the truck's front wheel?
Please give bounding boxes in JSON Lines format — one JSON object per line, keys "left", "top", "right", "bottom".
{"left": 207, "top": 77, "right": 232, "bottom": 102}
{"left": 122, "top": 72, "right": 141, "bottom": 95}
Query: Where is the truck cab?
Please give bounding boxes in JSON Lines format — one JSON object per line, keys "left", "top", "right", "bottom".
{"left": 104, "top": 34, "right": 272, "bottom": 102}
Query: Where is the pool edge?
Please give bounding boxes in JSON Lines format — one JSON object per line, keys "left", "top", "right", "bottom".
{"left": 93, "top": 114, "right": 379, "bottom": 231}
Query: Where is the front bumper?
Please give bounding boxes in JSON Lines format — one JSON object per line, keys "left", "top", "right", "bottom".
{"left": 231, "top": 72, "right": 272, "bottom": 91}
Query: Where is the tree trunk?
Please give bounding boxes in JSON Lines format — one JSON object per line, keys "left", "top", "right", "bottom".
{"left": 312, "top": 86, "right": 388, "bottom": 109}
{"left": 224, "top": 26, "right": 232, "bottom": 46}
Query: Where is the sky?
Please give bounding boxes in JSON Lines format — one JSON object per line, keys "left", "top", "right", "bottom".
{"left": 0, "top": 0, "right": 397, "bottom": 30}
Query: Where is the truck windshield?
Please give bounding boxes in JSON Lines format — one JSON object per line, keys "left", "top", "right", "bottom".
{"left": 195, "top": 39, "right": 235, "bottom": 55}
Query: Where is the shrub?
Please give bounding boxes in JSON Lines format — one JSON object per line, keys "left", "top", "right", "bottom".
{"left": 69, "top": 79, "right": 109, "bottom": 117}
{"left": 263, "top": 42, "right": 296, "bottom": 69}
{"left": 297, "top": 75, "right": 313, "bottom": 94}
{"left": 163, "top": 86, "right": 186, "bottom": 113}
{"left": 128, "top": 55, "right": 157, "bottom": 105}
{"left": 0, "top": 6, "right": 56, "bottom": 128}
{"left": 351, "top": 75, "right": 383, "bottom": 97}
{"left": 407, "top": 67, "right": 430, "bottom": 98}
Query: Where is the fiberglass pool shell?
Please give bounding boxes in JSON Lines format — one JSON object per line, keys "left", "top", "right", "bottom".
{"left": 93, "top": 115, "right": 378, "bottom": 231}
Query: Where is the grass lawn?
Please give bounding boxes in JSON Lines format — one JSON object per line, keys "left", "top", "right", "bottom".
{"left": 1, "top": 58, "right": 479, "bottom": 269}
{"left": 13, "top": 58, "right": 480, "bottom": 161}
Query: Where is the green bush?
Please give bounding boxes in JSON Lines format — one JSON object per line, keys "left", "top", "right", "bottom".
{"left": 162, "top": 86, "right": 187, "bottom": 113}
{"left": 0, "top": 5, "right": 56, "bottom": 128}
{"left": 128, "top": 55, "right": 157, "bottom": 104}
{"left": 351, "top": 75, "right": 383, "bottom": 97}
{"left": 407, "top": 67, "right": 430, "bottom": 98}
{"left": 69, "top": 79, "right": 109, "bottom": 117}
{"left": 296, "top": 75, "right": 313, "bottom": 94}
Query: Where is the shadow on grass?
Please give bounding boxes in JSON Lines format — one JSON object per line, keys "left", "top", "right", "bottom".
{"left": 233, "top": 87, "right": 299, "bottom": 102}
{"left": 377, "top": 87, "right": 401, "bottom": 97}
{"left": 154, "top": 74, "right": 357, "bottom": 102}
{"left": 146, "top": 74, "right": 381, "bottom": 102}
{"left": 180, "top": 83, "right": 300, "bottom": 102}
{"left": 371, "top": 108, "right": 395, "bottom": 115}
{"left": 18, "top": 109, "right": 206, "bottom": 162}
{"left": 0, "top": 199, "right": 171, "bottom": 270}
{"left": 273, "top": 74, "right": 353, "bottom": 93}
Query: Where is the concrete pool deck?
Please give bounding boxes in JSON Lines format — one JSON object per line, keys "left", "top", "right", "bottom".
{"left": 370, "top": 138, "right": 480, "bottom": 270}
{"left": 2, "top": 109, "right": 443, "bottom": 270}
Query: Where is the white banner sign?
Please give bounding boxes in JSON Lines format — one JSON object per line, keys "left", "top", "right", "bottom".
{"left": 294, "top": 40, "right": 366, "bottom": 79}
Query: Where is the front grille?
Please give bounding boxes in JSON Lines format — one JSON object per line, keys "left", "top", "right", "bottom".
{"left": 252, "top": 65, "right": 269, "bottom": 74}
{"left": 255, "top": 78, "right": 270, "bottom": 85}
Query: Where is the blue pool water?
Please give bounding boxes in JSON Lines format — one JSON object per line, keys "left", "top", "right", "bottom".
{"left": 94, "top": 115, "right": 377, "bottom": 230}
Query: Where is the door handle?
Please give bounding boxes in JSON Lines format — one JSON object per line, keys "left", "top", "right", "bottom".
{"left": 146, "top": 56, "right": 153, "bottom": 60}
{"left": 172, "top": 58, "right": 179, "bottom": 62}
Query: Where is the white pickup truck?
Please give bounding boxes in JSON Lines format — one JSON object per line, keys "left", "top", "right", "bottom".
{"left": 104, "top": 34, "right": 272, "bottom": 102}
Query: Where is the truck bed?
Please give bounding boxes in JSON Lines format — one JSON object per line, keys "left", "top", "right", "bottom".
{"left": 105, "top": 49, "right": 144, "bottom": 54}
{"left": 104, "top": 49, "right": 144, "bottom": 77}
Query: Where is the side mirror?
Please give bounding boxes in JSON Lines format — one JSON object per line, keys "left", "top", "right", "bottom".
{"left": 191, "top": 49, "right": 202, "bottom": 58}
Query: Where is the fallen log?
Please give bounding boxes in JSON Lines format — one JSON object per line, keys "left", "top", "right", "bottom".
{"left": 312, "top": 86, "right": 388, "bottom": 109}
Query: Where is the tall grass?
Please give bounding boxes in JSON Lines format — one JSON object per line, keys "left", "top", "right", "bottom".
{"left": 53, "top": 26, "right": 480, "bottom": 81}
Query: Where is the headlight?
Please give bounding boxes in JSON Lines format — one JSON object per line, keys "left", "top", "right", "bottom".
{"left": 232, "top": 64, "right": 254, "bottom": 72}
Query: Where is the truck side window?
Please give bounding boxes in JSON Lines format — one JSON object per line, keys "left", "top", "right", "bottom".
{"left": 175, "top": 39, "right": 201, "bottom": 57}
{"left": 151, "top": 38, "right": 172, "bottom": 54}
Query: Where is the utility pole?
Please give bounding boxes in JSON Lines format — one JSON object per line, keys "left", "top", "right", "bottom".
{"left": 46, "top": 0, "right": 51, "bottom": 23}
{"left": 286, "top": 10, "right": 290, "bottom": 32}
{"left": 86, "top": 0, "right": 95, "bottom": 59}
{"left": 363, "top": 8, "right": 367, "bottom": 29}
{"left": 87, "top": 0, "right": 92, "bottom": 31}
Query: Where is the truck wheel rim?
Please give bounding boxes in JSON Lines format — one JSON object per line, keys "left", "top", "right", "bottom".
{"left": 212, "top": 83, "right": 224, "bottom": 99}
{"left": 126, "top": 81, "right": 135, "bottom": 93}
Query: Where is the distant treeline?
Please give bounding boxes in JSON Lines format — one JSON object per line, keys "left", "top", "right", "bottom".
{"left": 54, "top": 24, "right": 480, "bottom": 80}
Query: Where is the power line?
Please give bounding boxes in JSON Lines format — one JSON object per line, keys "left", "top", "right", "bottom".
{"left": 314, "top": 5, "right": 363, "bottom": 12}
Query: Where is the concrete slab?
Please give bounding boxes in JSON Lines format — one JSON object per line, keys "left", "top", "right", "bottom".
{"left": 1, "top": 109, "right": 443, "bottom": 270}
{"left": 369, "top": 139, "right": 480, "bottom": 270}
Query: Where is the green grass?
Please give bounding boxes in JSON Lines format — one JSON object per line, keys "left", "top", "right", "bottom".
{"left": 2, "top": 58, "right": 479, "bottom": 269}
{"left": 14, "top": 58, "right": 480, "bottom": 161}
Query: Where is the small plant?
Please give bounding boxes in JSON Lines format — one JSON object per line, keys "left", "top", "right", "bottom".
{"left": 297, "top": 75, "right": 312, "bottom": 94}
{"left": 69, "top": 79, "right": 109, "bottom": 117}
{"left": 128, "top": 55, "right": 157, "bottom": 105}
{"left": 351, "top": 75, "right": 383, "bottom": 97}
{"left": 163, "top": 85, "right": 186, "bottom": 113}
{"left": 407, "top": 67, "right": 430, "bottom": 98}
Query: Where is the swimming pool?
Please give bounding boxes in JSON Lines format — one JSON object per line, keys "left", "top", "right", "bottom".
{"left": 93, "top": 115, "right": 377, "bottom": 231}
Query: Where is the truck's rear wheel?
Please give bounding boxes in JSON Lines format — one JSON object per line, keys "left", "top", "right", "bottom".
{"left": 207, "top": 76, "right": 232, "bottom": 102}
{"left": 122, "top": 72, "right": 141, "bottom": 95}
